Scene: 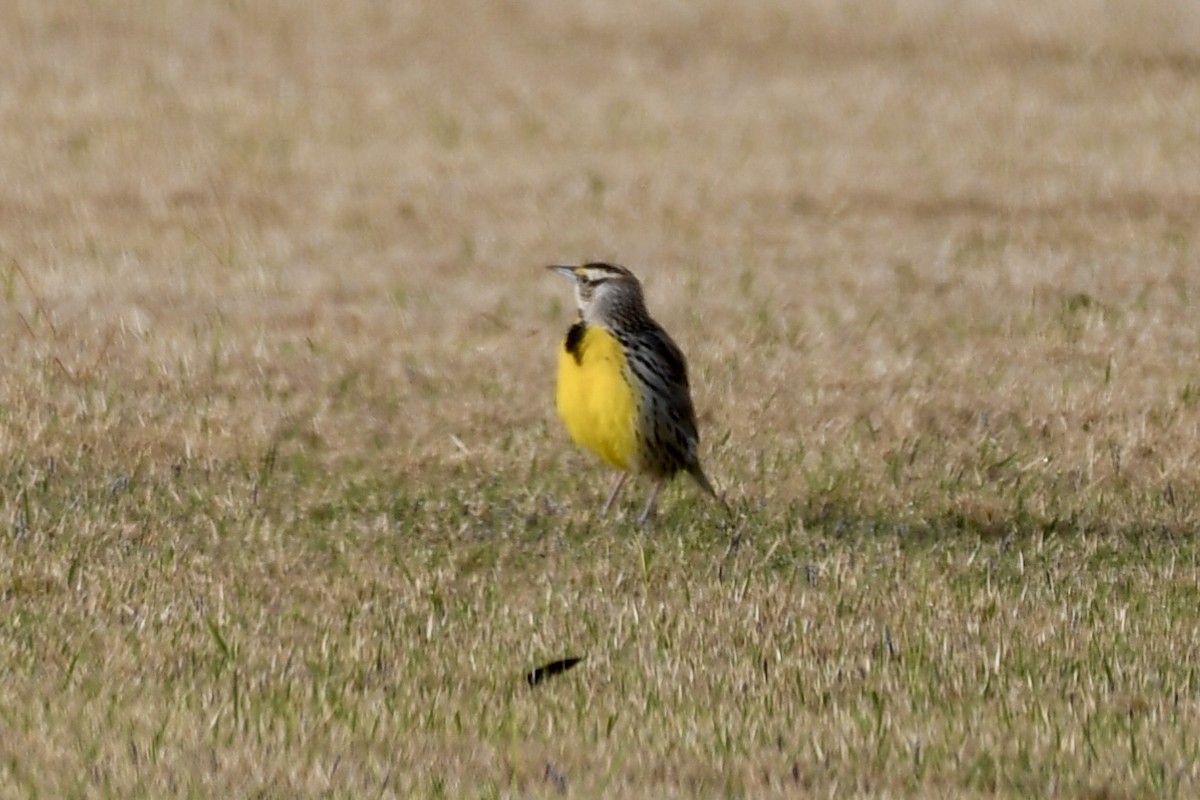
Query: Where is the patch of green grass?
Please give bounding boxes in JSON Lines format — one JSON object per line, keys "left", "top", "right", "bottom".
{"left": 1, "top": 454, "right": 1197, "bottom": 796}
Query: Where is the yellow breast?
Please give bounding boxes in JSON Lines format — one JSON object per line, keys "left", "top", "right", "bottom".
{"left": 555, "top": 323, "right": 639, "bottom": 471}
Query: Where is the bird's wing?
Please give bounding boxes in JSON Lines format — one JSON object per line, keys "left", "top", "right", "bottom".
{"left": 632, "top": 326, "right": 701, "bottom": 438}
{"left": 646, "top": 326, "right": 691, "bottom": 390}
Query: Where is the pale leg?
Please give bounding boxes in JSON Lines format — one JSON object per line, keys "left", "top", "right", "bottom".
{"left": 599, "top": 473, "right": 628, "bottom": 517}
{"left": 636, "top": 478, "right": 664, "bottom": 527}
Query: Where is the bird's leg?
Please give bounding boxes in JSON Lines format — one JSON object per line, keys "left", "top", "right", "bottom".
{"left": 599, "top": 473, "right": 629, "bottom": 517}
{"left": 636, "top": 478, "right": 664, "bottom": 527}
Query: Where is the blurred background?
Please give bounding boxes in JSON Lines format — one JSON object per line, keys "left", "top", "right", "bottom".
{"left": 3, "top": 0, "right": 1199, "bottom": 519}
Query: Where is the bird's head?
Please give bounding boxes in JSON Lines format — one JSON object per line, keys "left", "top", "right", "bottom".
{"left": 548, "top": 262, "right": 646, "bottom": 326}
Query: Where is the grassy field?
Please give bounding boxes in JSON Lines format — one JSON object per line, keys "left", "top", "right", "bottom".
{"left": 3, "top": 0, "right": 1200, "bottom": 796}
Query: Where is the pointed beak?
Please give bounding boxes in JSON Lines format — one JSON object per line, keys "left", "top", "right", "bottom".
{"left": 548, "top": 265, "right": 580, "bottom": 282}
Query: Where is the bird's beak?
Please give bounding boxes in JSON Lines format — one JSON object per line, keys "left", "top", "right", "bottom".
{"left": 548, "top": 265, "right": 580, "bottom": 282}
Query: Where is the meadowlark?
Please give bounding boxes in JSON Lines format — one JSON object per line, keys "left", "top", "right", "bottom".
{"left": 549, "top": 262, "right": 725, "bottom": 525}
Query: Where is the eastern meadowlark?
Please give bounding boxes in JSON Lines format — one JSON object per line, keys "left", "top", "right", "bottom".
{"left": 549, "top": 262, "right": 725, "bottom": 525}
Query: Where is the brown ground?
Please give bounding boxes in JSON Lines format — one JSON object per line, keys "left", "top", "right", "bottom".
{"left": 2, "top": 1, "right": 1199, "bottom": 796}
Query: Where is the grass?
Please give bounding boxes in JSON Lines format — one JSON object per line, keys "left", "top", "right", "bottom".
{"left": 3, "top": 0, "right": 1200, "bottom": 796}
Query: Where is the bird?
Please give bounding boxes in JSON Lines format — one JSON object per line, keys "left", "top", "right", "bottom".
{"left": 548, "top": 262, "right": 726, "bottom": 525}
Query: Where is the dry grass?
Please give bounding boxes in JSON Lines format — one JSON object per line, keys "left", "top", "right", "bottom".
{"left": 2, "top": 0, "right": 1200, "bottom": 796}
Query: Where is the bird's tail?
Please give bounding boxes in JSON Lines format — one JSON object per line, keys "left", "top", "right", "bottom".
{"left": 687, "top": 462, "right": 732, "bottom": 516}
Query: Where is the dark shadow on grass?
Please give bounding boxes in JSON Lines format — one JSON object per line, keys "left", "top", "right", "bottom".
{"left": 526, "top": 656, "right": 585, "bottom": 687}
